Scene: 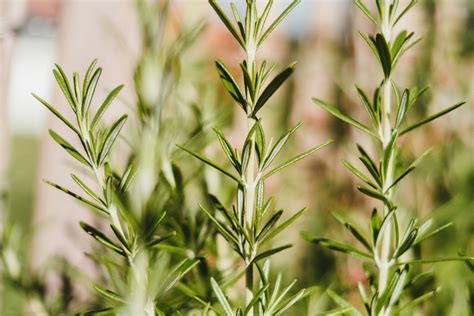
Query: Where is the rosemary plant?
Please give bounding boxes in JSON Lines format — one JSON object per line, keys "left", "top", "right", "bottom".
{"left": 180, "top": 1, "right": 331, "bottom": 314}
{"left": 33, "top": 59, "right": 201, "bottom": 315}
{"left": 312, "top": 0, "right": 472, "bottom": 314}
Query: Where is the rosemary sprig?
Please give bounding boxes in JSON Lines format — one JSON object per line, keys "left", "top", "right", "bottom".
{"left": 312, "top": 0, "right": 471, "bottom": 315}
{"left": 181, "top": 1, "right": 331, "bottom": 314}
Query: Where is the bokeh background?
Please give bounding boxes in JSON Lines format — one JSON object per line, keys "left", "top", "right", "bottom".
{"left": 1, "top": 0, "right": 473, "bottom": 315}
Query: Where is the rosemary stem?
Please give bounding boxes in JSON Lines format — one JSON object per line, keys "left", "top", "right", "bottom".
{"left": 244, "top": 24, "right": 257, "bottom": 316}
{"left": 378, "top": 2, "right": 394, "bottom": 315}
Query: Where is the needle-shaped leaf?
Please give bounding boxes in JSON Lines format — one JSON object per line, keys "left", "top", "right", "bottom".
{"left": 83, "top": 67, "right": 102, "bottom": 115}
{"left": 82, "top": 59, "right": 98, "bottom": 97}
{"left": 260, "top": 208, "right": 306, "bottom": 245}
{"left": 32, "top": 94, "right": 80, "bottom": 135}
{"left": 253, "top": 63, "right": 295, "bottom": 116}
{"left": 311, "top": 238, "right": 372, "bottom": 259}
{"left": 374, "top": 33, "right": 392, "bottom": 78}
{"left": 264, "top": 140, "right": 332, "bottom": 179}
{"left": 90, "top": 85, "right": 124, "bottom": 131}
{"left": 342, "top": 159, "right": 378, "bottom": 189}
{"left": 258, "top": 0, "right": 300, "bottom": 47}
{"left": 94, "top": 285, "right": 125, "bottom": 303}
{"left": 215, "top": 60, "right": 246, "bottom": 111}
{"left": 257, "top": 210, "right": 283, "bottom": 242}
{"left": 358, "top": 186, "right": 390, "bottom": 205}
{"left": 44, "top": 179, "right": 107, "bottom": 214}
{"left": 210, "top": 277, "right": 234, "bottom": 316}
{"left": 252, "top": 244, "right": 293, "bottom": 263}
{"left": 80, "top": 222, "right": 126, "bottom": 256}
{"left": 53, "top": 64, "right": 77, "bottom": 110}
{"left": 400, "top": 101, "right": 466, "bottom": 135}
{"left": 354, "top": 0, "right": 378, "bottom": 25}
{"left": 209, "top": 1, "right": 244, "bottom": 48}
{"left": 98, "top": 115, "right": 128, "bottom": 165}
{"left": 199, "top": 205, "right": 239, "bottom": 247}
{"left": 178, "top": 145, "right": 241, "bottom": 183}
{"left": 395, "top": 89, "right": 409, "bottom": 128}
{"left": 394, "top": 228, "right": 418, "bottom": 258}
{"left": 49, "top": 130, "right": 91, "bottom": 167}
{"left": 393, "top": 0, "right": 417, "bottom": 26}
{"left": 313, "top": 98, "right": 378, "bottom": 138}
{"left": 213, "top": 128, "right": 240, "bottom": 173}
{"left": 71, "top": 174, "right": 102, "bottom": 204}
{"left": 261, "top": 122, "right": 302, "bottom": 170}
{"left": 327, "top": 289, "right": 364, "bottom": 316}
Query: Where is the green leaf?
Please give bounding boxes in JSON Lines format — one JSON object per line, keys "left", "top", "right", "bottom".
{"left": 210, "top": 277, "right": 233, "bottom": 316}
{"left": 385, "top": 148, "right": 431, "bottom": 192}
{"left": 392, "top": 288, "right": 439, "bottom": 314}
{"left": 213, "top": 128, "right": 240, "bottom": 173}
{"left": 80, "top": 222, "right": 126, "bottom": 256}
{"left": 312, "top": 238, "right": 372, "bottom": 259}
{"left": 32, "top": 93, "right": 80, "bottom": 135}
{"left": 257, "top": 210, "right": 283, "bottom": 242}
{"left": 110, "top": 224, "right": 130, "bottom": 252}
{"left": 398, "top": 257, "right": 474, "bottom": 265}
{"left": 394, "top": 228, "right": 417, "bottom": 258}
{"left": 82, "top": 59, "right": 98, "bottom": 99}
{"left": 98, "top": 115, "right": 128, "bottom": 165}
{"left": 327, "top": 289, "right": 364, "bottom": 316}
{"left": 244, "top": 283, "right": 269, "bottom": 314}
{"left": 215, "top": 60, "right": 246, "bottom": 110}
{"left": 53, "top": 65, "right": 77, "bottom": 110}
{"left": 148, "top": 231, "right": 177, "bottom": 248}
{"left": 395, "top": 89, "right": 409, "bottom": 128}
{"left": 91, "top": 84, "right": 124, "bottom": 131}
{"left": 344, "top": 222, "right": 372, "bottom": 252}
{"left": 354, "top": 0, "right": 378, "bottom": 25}
{"left": 357, "top": 186, "right": 390, "bottom": 205}
{"left": 393, "top": 0, "right": 417, "bottom": 26}
{"left": 43, "top": 179, "right": 107, "bottom": 215}
{"left": 414, "top": 222, "right": 453, "bottom": 245}
{"left": 253, "top": 63, "right": 295, "bottom": 116}
{"left": 264, "top": 140, "right": 332, "bottom": 179}
{"left": 94, "top": 285, "right": 125, "bottom": 303}
{"left": 260, "top": 208, "right": 306, "bottom": 245}
{"left": 374, "top": 33, "right": 392, "bottom": 78}
{"left": 342, "top": 159, "right": 378, "bottom": 189}
{"left": 119, "top": 163, "right": 136, "bottom": 191}
{"left": 261, "top": 122, "right": 302, "bottom": 170}
{"left": 370, "top": 208, "right": 381, "bottom": 245}
{"left": 253, "top": 244, "right": 293, "bottom": 263}
{"left": 49, "top": 130, "right": 91, "bottom": 167}
{"left": 178, "top": 145, "right": 241, "bottom": 183}
{"left": 71, "top": 174, "right": 103, "bottom": 204}
{"left": 274, "top": 288, "right": 306, "bottom": 315}
{"left": 199, "top": 205, "right": 239, "bottom": 247}
{"left": 400, "top": 101, "right": 465, "bottom": 135}
{"left": 356, "top": 85, "right": 378, "bottom": 125}
{"left": 83, "top": 67, "right": 102, "bottom": 115}
{"left": 258, "top": 0, "right": 300, "bottom": 47}
{"left": 313, "top": 98, "right": 378, "bottom": 138}
{"left": 209, "top": 0, "right": 244, "bottom": 48}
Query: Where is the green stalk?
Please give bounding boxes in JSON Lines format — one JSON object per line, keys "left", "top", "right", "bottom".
{"left": 378, "top": 1, "right": 394, "bottom": 314}
{"left": 244, "top": 21, "right": 257, "bottom": 316}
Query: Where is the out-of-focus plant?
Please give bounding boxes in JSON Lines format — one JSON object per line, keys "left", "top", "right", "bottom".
{"left": 132, "top": 0, "right": 222, "bottom": 312}
{"left": 33, "top": 58, "right": 201, "bottom": 315}
{"left": 311, "top": 0, "right": 472, "bottom": 315}
{"left": 180, "top": 1, "right": 331, "bottom": 314}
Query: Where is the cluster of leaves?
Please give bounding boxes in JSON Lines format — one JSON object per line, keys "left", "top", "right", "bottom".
{"left": 132, "top": 0, "right": 224, "bottom": 311}
{"left": 34, "top": 59, "right": 201, "bottom": 315}
{"left": 180, "top": 0, "right": 330, "bottom": 314}
{"left": 312, "top": 0, "right": 471, "bottom": 315}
